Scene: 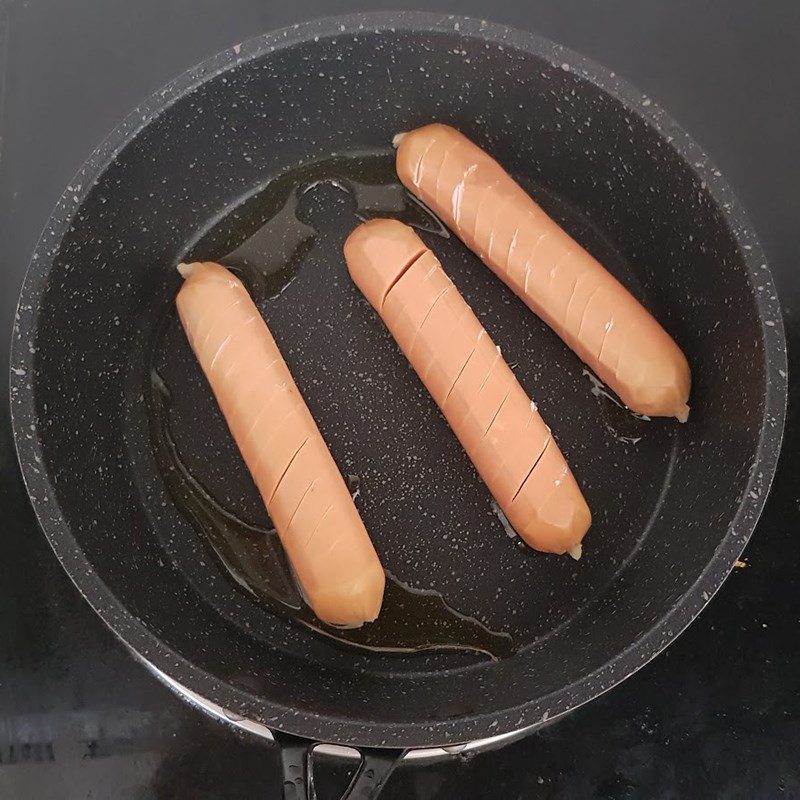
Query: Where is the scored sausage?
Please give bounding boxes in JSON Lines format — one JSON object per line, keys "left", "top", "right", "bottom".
{"left": 176, "top": 262, "right": 385, "bottom": 626}
{"left": 394, "top": 123, "right": 691, "bottom": 421}
{"left": 345, "top": 220, "right": 590, "bottom": 556}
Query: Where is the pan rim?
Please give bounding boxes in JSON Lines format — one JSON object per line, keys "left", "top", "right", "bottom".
{"left": 9, "top": 10, "right": 788, "bottom": 748}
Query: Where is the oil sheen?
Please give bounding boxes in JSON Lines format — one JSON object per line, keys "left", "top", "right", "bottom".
{"left": 147, "top": 151, "right": 514, "bottom": 659}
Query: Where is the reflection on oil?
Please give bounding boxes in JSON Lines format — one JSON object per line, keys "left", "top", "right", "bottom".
{"left": 146, "top": 151, "right": 514, "bottom": 659}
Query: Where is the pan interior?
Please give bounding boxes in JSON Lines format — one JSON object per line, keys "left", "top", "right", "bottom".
{"left": 25, "top": 26, "right": 767, "bottom": 733}
{"left": 138, "top": 150, "right": 672, "bottom": 662}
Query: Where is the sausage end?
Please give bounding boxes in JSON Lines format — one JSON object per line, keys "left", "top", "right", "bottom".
{"left": 307, "top": 567, "right": 386, "bottom": 627}
{"left": 509, "top": 479, "right": 591, "bottom": 555}
{"left": 345, "top": 219, "right": 428, "bottom": 311}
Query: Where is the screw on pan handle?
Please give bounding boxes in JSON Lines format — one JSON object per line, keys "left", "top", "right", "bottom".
{"left": 273, "top": 730, "right": 406, "bottom": 800}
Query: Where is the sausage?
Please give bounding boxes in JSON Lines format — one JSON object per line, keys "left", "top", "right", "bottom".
{"left": 394, "top": 123, "right": 691, "bottom": 421}
{"left": 345, "top": 220, "right": 590, "bottom": 556}
{"left": 175, "top": 262, "right": 385, "bottom": 626}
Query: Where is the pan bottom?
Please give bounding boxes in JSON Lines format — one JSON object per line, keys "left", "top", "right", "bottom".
{"left": 124, "top": 149, "right": 677, "bottom": 674}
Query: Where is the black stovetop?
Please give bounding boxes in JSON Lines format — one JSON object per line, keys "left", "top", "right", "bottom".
{"left": 1, "top": 2, "right": 798, "bottom": 798}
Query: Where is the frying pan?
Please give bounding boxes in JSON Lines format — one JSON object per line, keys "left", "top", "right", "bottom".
{"left": 9, "top": 12, "right": 787, "bottom": 800}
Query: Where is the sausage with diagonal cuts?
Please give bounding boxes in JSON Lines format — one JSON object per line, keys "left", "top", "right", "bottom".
{"left": 394, "top": 123, "right": 691, "bottom": 422}
{"left": 176, "top": 261, "right": 385, "bottom": 626}
{"left": 345, "top": 220, "right": 590, "bottom": 556}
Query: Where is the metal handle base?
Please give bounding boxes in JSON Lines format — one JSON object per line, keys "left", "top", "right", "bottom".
{"left": 274, "top": 730, "right": 405, "bottom": 800}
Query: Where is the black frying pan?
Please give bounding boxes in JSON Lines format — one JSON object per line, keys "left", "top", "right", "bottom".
{"left": 9, "top": 12, "right": 787, "bottom": 800}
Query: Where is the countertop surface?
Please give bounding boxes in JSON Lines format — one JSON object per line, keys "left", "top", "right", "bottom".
{"left": 1, "top": 1, "right": 798, "bottom": 798}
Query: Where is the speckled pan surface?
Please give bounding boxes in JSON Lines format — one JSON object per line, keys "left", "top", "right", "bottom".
{"left": 9, "top": 12, "right": 786, "bottom": 748}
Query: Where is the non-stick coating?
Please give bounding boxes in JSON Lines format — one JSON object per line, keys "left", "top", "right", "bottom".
{"left": 9, "top": 14, "right": 786, "bottom": 748}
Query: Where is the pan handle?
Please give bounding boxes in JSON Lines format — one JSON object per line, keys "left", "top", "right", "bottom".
{"left": 273, "top": 730, "right": 406, "bottom": 800}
